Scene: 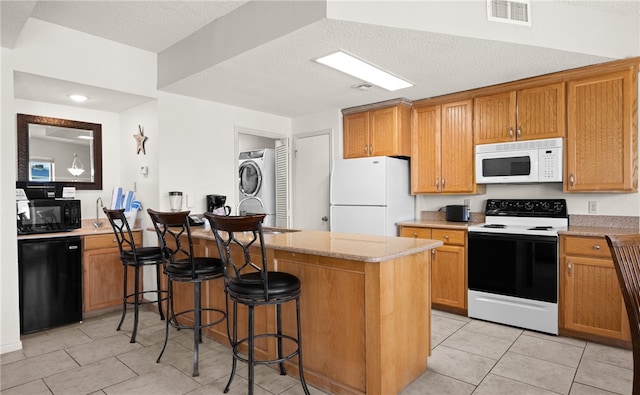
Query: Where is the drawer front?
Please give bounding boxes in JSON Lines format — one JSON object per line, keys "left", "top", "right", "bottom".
{"left": 431, "top": 229, "right": 466, "bottom": 246}
{"left": 84, "top": 231, "right": 141, "bottom": 250}
{"left": 563, "top": 236, "right": 611, "bottom": 259}
{"left": 400, "top": 227, "right": 431, "bottom": 239}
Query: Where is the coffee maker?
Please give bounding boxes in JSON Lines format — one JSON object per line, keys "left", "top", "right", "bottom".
{"left": 207, "top": 194, "right": 231, "bottom": 215}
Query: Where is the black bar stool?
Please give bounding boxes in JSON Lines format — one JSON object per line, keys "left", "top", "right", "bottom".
{"left": 205, "top": 213, "right": 310, "bottom": 395}
{"left": 147, "top": 209, "right": 226, "bottom": 377}
{"left": 103, "top": 208, "right": 167, "bottom": 343}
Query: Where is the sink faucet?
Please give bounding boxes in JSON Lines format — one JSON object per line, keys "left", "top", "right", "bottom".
{"left": 94, "top": 197, "right": 104, "bottom": 228}
{"left": 237, "top": 196, "right": 264, "bottom": 216}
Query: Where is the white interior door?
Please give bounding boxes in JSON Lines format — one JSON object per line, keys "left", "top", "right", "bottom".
{"left": 293, "top": 131, "right": 331, "bottom": 231}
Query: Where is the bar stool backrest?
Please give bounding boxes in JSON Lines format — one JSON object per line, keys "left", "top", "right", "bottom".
{"left": 206, "top": 214, "right": 270, "bottom": 300}
{"left": 103, "top": 208, "right": 138, "bottom": 258}
{"left": 147, "top": 209, "right": 197, "bottom": 279}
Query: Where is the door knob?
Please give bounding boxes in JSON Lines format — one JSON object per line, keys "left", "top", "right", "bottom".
{"left": 321, "top": 216, "right": 328, "bottom": 222}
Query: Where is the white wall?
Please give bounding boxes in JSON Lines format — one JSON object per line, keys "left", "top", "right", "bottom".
{"left": 13, "top": 19, "right": 156, "bottom": 97}
{"left": 156, "top": 93, "right": 291, "bottom": 216}
{"left": 1, "top": 48, "right": 22, "bottom": 354}
{"left": 292, "top": 108, "right": 342, "bottom": 159}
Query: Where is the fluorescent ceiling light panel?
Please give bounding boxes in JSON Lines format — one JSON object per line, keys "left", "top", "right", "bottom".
{"left": 315, "top": 51, "right": 413, "bottom": 91}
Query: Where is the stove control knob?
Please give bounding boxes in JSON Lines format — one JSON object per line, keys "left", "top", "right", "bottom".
{"left": 524, "top": 202, "right": 533, "bottom": 211}
{"left": 540, "top": 201, "right": 550, "bottom": 211}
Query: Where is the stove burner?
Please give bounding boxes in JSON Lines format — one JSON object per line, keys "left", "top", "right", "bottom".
{"left": 483, "top": 224, "right": 506, "bottom": 228}
{"left": 528, "top": 226, "right": 553, "bottom": 230}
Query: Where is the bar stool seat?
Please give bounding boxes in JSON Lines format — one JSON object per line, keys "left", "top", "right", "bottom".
{"left": 227, "top": 272, "right": 301, "bottom": 298}
{"left": 103, "top": 208, "right": 167, "bottom": 343}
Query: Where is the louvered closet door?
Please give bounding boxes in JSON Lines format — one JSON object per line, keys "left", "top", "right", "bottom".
{"left": 275, "top": 139, "right": 289, "bottom": 228}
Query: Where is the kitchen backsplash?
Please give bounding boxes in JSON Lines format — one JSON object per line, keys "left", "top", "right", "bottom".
{"left": 569, "top": 215, "right": 639, "bottom": 228}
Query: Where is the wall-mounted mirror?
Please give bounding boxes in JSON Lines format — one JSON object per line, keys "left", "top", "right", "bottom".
{"left": 17, "top": 114, "right": 102, "bottom": 190}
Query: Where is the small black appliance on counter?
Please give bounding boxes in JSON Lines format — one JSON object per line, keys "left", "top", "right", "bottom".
{"left": 445, "top": 205, "right": 470, "bottom": 222}
{"left": 207, "top": 194, "right": 231, "bottom": 215}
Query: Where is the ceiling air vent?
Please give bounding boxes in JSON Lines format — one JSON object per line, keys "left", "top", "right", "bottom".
{"left": 487, "top": 0, "right": 531, "bottom": 26}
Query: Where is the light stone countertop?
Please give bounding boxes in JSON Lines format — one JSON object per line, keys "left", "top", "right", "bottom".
{"left": 16, "top": 219, "right": 141, "bottom": 240}
{"left": 17, "top": 220, "right": 442, "bottom": 263}
{"left": 560, "top": 226, "right": 640, "bottom": 238}
{"left": 399, "top": 214, "right": 640, "bottom": 238}
{"left": 190, "top": 228, "right": 442, "bottom": 263}
{"left": 396, "top": 219, "right": 480, "bottom": 230}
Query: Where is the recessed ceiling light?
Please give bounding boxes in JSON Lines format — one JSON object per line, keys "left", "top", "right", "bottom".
{"left": 68, "top": 94, "right": 89, "bottom": 102}
{"left": 314, "top": 51, "right": 413, "bottom": 92}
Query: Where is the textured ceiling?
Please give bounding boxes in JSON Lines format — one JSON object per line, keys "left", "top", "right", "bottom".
{"left": 162, "top": 18, "right": 610, "bottom": 116}
{"left": 3, "top": 1, "right": 638, "bottom": 117}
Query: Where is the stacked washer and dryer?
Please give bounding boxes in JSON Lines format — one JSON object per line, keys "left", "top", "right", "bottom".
{"left": 238, "top": 149, "right": 276, "bottom": 227}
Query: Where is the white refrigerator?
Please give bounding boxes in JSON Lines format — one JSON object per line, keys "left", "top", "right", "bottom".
{"left": 330, "top": 156, "right": 415, "bottom": 236}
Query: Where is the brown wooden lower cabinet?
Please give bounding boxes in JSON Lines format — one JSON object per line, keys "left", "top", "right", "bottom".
{"left": 399, "top": 226, "right": 467, "bottom": 314}
{"left": 83, "top": 232, "right": 141, "bottom": 313}
{"left": 559, "top": 235, "right": 631, "bottom": 347}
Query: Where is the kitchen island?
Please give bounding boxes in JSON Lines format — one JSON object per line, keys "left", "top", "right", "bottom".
{"left": 168, "top": 228, "right": 441, "bottom": 395}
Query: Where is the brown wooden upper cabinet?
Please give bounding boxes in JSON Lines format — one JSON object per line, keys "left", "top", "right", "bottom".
{"left": 473, "top": 82, "right": 566, "bottom": 144}
{"left": 411, "top": 100, "right": 476, "bottom": 194}
{"left": 343, "top": 103, "right": 411, "bottom": 159}
{"left": 565, "top": 67, "right": 638, "bottom": 192}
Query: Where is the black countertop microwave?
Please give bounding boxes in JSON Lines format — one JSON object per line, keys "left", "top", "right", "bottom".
{"left": 17, "top": 199, "right": 81, "bottom": 235}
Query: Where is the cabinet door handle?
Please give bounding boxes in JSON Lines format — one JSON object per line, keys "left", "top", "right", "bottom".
{"left": 413, "top": 232, "right": 418, "bottom": 238}
{"left": 432, "top": 249, "right": 436, "bottom": 259}
{"left": 593, "top": 245, "right": 601, "bottom": 250}
{"left": 509, "top": 127, "right": 514, "bottom": 138}
{"left": 570, "top": 174, "right": 575, "bottom": 187}
{"left": 444, "top": 235, "right": 449, "bottom": 240}
{"left": 442, "top": 179, "right": 446, "bottom": 189}
{"left": 435, "top": 178, "right": 439, "bottom": 191}
{"left": 517, "top": 127, "right": 522, "bottom": 138}
{"left": 364, "top": 145, "right": 368, "bottom": 154}
{"left": 568, "top": 261, "right": 572, "bottom": 276}
{"left": 369, "top": 144, "right": 373, "bottom": 154}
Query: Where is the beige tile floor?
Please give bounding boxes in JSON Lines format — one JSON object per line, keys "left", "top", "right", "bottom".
{"left": 0, "top": 308, "right": 633, "bottom": 394}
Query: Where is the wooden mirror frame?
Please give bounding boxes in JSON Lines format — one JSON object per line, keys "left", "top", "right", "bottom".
{"left": 17, "top": 113, "right": 103, "bottom": 190}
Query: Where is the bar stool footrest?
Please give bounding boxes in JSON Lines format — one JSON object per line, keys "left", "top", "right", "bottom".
{"left": 231, "top": 333, "right": 300, "bottom": 365}
{"left": 170, "top": 307, "right": 227, "bottom": 331}
{"left": 123, "top": 290, "right": 168, "bottom": 305}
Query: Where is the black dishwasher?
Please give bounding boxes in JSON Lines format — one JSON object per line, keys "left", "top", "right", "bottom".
{"left": 18, "top": 236, "right": 82, "bottom": 334}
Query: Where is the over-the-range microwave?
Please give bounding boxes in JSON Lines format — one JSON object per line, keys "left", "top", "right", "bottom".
{"left": 475, "top": 137, "right": 563, "bottom": 184}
